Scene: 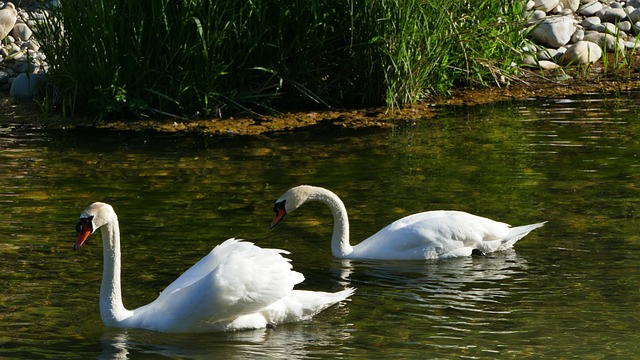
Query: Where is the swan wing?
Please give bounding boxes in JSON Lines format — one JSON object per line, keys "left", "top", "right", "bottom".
{"left": 160, "top": 238, "right": 249, "bottom": 297}
{"left": 356, "top": 211, "right": 535, "bottom": 259}
{"left": 135, "top": 239, "right": 304, "bottom": 331}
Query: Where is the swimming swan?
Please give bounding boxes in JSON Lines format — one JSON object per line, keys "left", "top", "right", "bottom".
{"left": 74, "top": 202, "right": 354, "bottom": 333}
{"left": 270, "top": 185, "right": 545, "bottom": 260}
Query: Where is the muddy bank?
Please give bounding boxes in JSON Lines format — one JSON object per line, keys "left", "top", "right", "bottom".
{"left": 3, "top": 64, "right": 640, "bottom": 136}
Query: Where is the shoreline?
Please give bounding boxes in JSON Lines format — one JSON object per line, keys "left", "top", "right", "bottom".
{"left": 3, "top": 63, "right": 640, "bottom": 136}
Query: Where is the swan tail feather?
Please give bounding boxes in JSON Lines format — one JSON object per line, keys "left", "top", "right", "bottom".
{"left": 303, "top": 287, "right": 355, "bottom": 313}
{"left": 298, "top": 287, "right": 355, "bottom": 312}
{"left": 502, "top": 221, "right": 547, "bottom": 249}
{"left": 264, "top": 288, "right": 355, "bottom": 324}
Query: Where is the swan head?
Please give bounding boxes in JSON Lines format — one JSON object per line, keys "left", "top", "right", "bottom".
{"left": 269, "top": 185, "right": 316, "bottom": 229}
{"left": 74, "top": 202, "right": 116, "bottom": 250}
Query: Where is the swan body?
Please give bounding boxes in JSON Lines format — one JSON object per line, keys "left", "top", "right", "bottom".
{"left": 74, "top": 202, "right": 354, "bottom": 333}
{"left": 270, "top": 185, "right": 545, "bottom": 260}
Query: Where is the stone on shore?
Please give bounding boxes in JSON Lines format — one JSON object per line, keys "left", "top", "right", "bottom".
{"left": 530, "top": 16, "right": 576, "bottom": 48}
{"left": 538, "top": 60, "right": 562, "bottom": 70}
{"left": 582, "top": 16, "right": 601, "bottom": 29}
{"left": 0, "top": 3, "right": 17, "bottom": 40}
{"left": 628, "top": 8, "right": 640, "bottom": 23}
{"left": 534, "top": 0, "right": 561, "bottom": 12}
{"left": 560, "top": 0, "right": 580, "bottom": 12}
{"left": 10, "top": 22, "right": 32, "bottom": 41}
{"left": 596, "top": 7, "right": 627, "bottom": 22}
{"left": 558, "top": 40, "right": 602, "bottom": 64}
{"left": 578, "top": 1, "right": 603, "bottom": 16}
{"left": 10, "top": 72, "right": 41, "bottom": 99}
{"left": 583, "top": 32, "right": 626, "bottom": 52}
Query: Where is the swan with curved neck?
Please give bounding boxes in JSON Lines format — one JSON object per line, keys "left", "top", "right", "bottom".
{"left": 74, "top": 202, "right": 354, "bottom": 333}
{"left": 270, "top": 185, "right": 545, "bottom": 260}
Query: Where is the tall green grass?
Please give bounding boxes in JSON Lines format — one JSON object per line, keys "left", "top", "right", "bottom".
{"left": 35, "top": 0, "right": 526, "bottom": 120}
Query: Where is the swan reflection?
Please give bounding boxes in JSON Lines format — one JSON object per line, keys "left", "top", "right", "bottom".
{"left": 333, "top": 250, "right": 529, "bottom": 324}
{"left": 99, "top": 309, "right": 353, "bottom": 359}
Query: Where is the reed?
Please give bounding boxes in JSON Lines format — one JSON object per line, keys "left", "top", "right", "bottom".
{"left": 34, "top": 0, "right": 526, "bottom": 119}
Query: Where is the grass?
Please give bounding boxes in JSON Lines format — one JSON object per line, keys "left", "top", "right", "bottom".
{"left": 34, "top": 0, "right": 527, "bottom": 120}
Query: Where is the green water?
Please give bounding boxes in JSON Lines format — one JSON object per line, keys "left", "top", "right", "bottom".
{"left": 2, "top": 93, "right": 640, "bottom": 358}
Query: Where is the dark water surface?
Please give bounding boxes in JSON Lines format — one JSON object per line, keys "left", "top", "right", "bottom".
{"left": 2, "top": 93, "right": 640, "bottom": 358}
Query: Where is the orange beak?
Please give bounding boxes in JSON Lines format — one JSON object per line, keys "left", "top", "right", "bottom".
{"left": 74, "top": 225, "right": 92, "bottom": 250}
{"left": 270, "top": 208, "right": 286, "bottom": 229}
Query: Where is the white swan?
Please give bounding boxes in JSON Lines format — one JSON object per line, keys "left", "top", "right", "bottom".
{"left": 270, "top": 185, "right": 546, "bottom": 260}
{"left": 74, "top": 202, "right": 354, "bottom": 333}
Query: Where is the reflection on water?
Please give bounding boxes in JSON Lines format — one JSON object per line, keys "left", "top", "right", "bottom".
{"left": 331, "top": 251, "right": 531, "bottom": 356}
{"left": 99, "top": 321, "right": 354, "bottom": 359}
{"left": 3, "top": 92, "right": 640, "bottom": 358}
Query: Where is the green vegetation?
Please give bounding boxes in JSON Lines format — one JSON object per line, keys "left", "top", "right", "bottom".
{"left": 35, "top": 0, "right": 527, "bottom": 119}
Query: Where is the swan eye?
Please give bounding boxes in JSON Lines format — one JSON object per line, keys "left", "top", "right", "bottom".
{"left": 76, "top": 216, "right": 94, "bottom": 232}
{"left": 273, "top": 200, "right": 286, "bottom": 214}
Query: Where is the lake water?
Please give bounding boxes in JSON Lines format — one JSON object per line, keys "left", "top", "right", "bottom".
{"left": 2, "top": 92, "right": 640, "bottom": 358}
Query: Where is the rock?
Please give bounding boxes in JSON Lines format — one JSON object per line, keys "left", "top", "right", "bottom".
{"left": 538, "top": 60, "right": 562, "bottom": 70}
{"left": 521, "top": 54, "right": 561, "bottom": 70}
{"left": 0, "top": 70, "right": 11, "bottom": 85}
{"left": 558, "top": 40, "right": 602, "bottom": 64}
{"left": 558, "top": 8, "right": 574, "bottom": 16}
{"left": 10, "top": 1, "right": 39, "bottom": 6}
{"left": 528, "top": 10, "right": 547, "bottom": 25}
{"left": 578, "top": 1, "right": 603, "bottom": 16}
{"left": 602, "top": 22, "right": 627, "bottom": 39}
{"left": 572, "top": 28, "right": 585, "bottom": 42}
{"left": 526, "top": 0, "right": 536, "bottom": 11}
{"left": 596, "top": 7, "right": 628, "bottom": 23}
{"left": 556, "top": 45, "right": 568, "bottom": 57}
{"left": 628, "top": 8, "right": 640, "bottom": 23}
{"left": 625, "top": 40, "right": 640, "bottom": 49}
{"left": 23, "top": 39, "right": 39, "bottom": 51}
{"left": 584, "top": 32, "right": 626, "bottom": 52}
{"left": 0, "top": 3, "right": 17, "bottom": 40}
{"left": 522, "top": 54, "right": 538, "bottom": 66}
{"left": 537, "top": 47, "right": 559, "bottom": 60}
{"left": 8, "top": 42, "right": 20, "bottom": 54}
{"left": 9, "top": 72, "right": 41, "bottom": 99}
{"left": 10, "top": 21, "right": 32, "bottom": 40}
{"left": 582, "top": 16, "right": 601, "bottom": 29}
{"left": 10, "top": 58, "right": 36, "bottom": 73}
{"left": 534, "top": 0, "right": 560, "bottom": 12}
{"left": 618, "top": 21, "right": 632, "bottom": 33}
{"left": 529, "top": 16, "right": 576, "bottom": 48}
{"left": 560, "top": 0, "right": 580, "bottom": 12}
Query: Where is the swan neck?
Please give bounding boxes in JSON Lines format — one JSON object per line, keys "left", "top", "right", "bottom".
{"left": 100, "top": 218, "right": 131, "bottom": 325}
{"left": 310, "top": 188, "right": 353, "bottom": 257}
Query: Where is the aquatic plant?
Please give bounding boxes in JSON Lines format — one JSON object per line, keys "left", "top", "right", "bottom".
{"left": 34, "top": 0, "right": 526, "bottom": 119}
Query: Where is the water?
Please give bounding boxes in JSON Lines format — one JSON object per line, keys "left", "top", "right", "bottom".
{"left": 2, "top": 92, "right": 640, "bottom": 358}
